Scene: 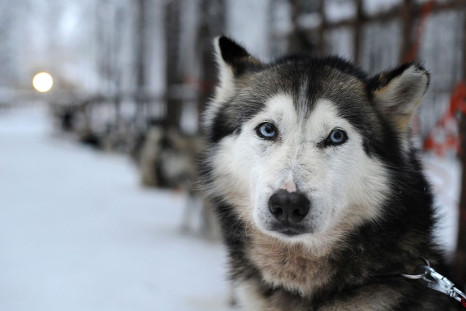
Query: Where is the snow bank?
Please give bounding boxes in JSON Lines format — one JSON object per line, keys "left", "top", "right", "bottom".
{"left": 0, "top": 108, "right": 230, "bottom": 311}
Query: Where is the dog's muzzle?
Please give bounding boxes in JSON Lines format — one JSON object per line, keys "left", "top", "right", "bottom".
{"left": 268, "top": 190, "right": 310, "bottom": 236}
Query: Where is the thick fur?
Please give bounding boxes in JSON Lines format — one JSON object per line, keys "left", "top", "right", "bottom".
{"left": 201, "top": 36, "right": 459, "bottom": 310}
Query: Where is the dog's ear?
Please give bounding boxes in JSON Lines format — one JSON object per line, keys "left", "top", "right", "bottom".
{"left": 213, "top": 36, "right": 261, "bottom": 101}
{"left": 368, "top": 63, "right": 430, "bottom": 133}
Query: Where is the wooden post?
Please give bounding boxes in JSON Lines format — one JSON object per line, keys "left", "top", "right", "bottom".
{"left": 135, "top": 0, "right": 148, "bottom": 123}
{"left": 400, "top": 0, "right": 414, "bottom": 63}
{"left": 317, "top": 0, "right": 326, "bottom": 57}
{"left": 114, "top": 6, "right": 124, "bottom": 126}
{"left": 196, "top": 0, "right": 225, "bottom": 125}
{"left": 164, "top": 0, "right": 183, "bottom": 129}
{"left": 353, "top": 0, "right": 363, "bottom": 65}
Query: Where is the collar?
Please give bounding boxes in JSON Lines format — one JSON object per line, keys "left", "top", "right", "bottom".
{"left": 373, "top": 258, "right": 466, "bottom": 308}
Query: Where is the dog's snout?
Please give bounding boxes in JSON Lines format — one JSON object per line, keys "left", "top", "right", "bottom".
{"left": 268, "top": 190, "right": 310, "bottom": 224}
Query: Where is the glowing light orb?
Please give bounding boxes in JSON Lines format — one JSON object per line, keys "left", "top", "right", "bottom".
{"left": 32, "top": 72, "right": 53, "bottom": 93}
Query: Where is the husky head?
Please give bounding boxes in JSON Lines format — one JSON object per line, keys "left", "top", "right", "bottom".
{"left": 203, "top": 36, "right": 429, "bottom": 246}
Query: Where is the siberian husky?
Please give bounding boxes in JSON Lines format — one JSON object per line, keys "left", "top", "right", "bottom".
{"left": 201, "top": 36, "right": 460, "bottom": 310}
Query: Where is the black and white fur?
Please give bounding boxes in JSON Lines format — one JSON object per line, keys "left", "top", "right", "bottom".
{"left": 201, "top": 36, "right": 458, "bottom": 310}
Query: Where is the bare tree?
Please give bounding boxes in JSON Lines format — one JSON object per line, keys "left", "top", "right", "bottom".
{"left": 353, "top": 0, "right": 363, "bottom": 65}
{"left": 164, "top": 0, "right": 183, "bottom": 129}
{"left": 96, "top": 0, "right": 111, "bottom": 96}
{"left": 196, "top": 0, "right": 226, "bottom": 124}
{"left": 112, "top": 5, "right": 124, "bottom": 125}
{"left": 399, "top": 0, "right": 414, "bottom": 62}
{"left": 0, "top": 0, "right": 16, "bottom": 87}
{"left": 135, "top": 0, "right": 149, "bottom": 122}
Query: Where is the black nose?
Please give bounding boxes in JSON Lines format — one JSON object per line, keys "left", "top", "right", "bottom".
{"left": 268, "top": 190, "right": 310, "bottom": 224}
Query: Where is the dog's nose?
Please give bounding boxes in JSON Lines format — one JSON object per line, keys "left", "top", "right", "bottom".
{"left": 268, "top": 190, "right": 310, "bottom": 224}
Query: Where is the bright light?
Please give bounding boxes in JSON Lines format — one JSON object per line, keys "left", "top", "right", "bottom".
{"left": 32, "top": 72, "right": 54, "bottom": 93}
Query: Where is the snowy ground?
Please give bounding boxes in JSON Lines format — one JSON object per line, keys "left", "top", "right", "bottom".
{"left": 0, "top": 107, "right": 460, "bottom": 311}
{"left": 0, "top": 107, "right": 230, "bottom": 311}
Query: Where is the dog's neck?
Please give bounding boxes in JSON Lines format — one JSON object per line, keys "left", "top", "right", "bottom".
{"left": 246, "top": 227, "right": 338, "bottom": 297}
{"left": 243, "top": 219, "right": 437, "bottom": 299}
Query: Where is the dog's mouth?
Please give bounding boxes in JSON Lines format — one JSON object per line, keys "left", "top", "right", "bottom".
{"left": 269, "top": 223, "right": 311, "bottom": 237}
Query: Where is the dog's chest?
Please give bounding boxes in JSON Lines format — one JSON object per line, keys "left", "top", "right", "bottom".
{"left": 247, "top": 232, "right": 336, "bottom": 296}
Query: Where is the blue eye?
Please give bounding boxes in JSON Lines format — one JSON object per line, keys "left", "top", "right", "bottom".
{"left": 327, "top": 129, "right": 347, "bottom": 145}
{"left": 256, "top": 122, "right": 278, "bottom": 140}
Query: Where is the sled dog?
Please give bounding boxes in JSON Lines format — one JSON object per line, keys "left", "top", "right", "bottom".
{"left": 201, "top": 36, "right": 459, "bottom": 310}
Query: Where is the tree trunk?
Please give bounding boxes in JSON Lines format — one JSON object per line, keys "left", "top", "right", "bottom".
{"left": 353, "top": 0, "right": 363, "bottom": 65}
{"left": 316, "top": 0, "right": 326, "bottom": 57}
{"left": 135, "top": 0, "right": 148, "bottom": 123}
{"left": 400, "top": 0, "right": 414, "bottom": 63}
{"left": 164, "top": 0, "right": 183, "bottom": 130}
{"left": 196, "top": 0, "right": 225, "bottom": 125}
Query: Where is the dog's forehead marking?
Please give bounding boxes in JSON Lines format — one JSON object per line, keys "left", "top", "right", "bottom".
{"left": 306, "top": 99, "right": 351, "bottom": 137}
{"left": 248, "top": 93, "right": 299, "bottom": 141}
{"left": 262, "top": 93, "right": 296, "bottom": 123}
{"left": 260, "top": 94, "right": 350, "bottom": 138}
{"left": 296, "top": 77, "right": 310, "bottom": 116}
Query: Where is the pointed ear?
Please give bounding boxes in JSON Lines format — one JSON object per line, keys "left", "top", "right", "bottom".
{"left": 367, "top": 63, "right": 430, "bottom": 133}
{"left": 213, "top": 36, "right": 261, "bottom": 101}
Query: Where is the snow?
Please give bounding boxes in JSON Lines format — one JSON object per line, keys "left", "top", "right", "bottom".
{"left": 0, "top": 107, "right": 460, "bottom": 310}
{"left": 0, "top": 107, "right": 230, "bottom": 311}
